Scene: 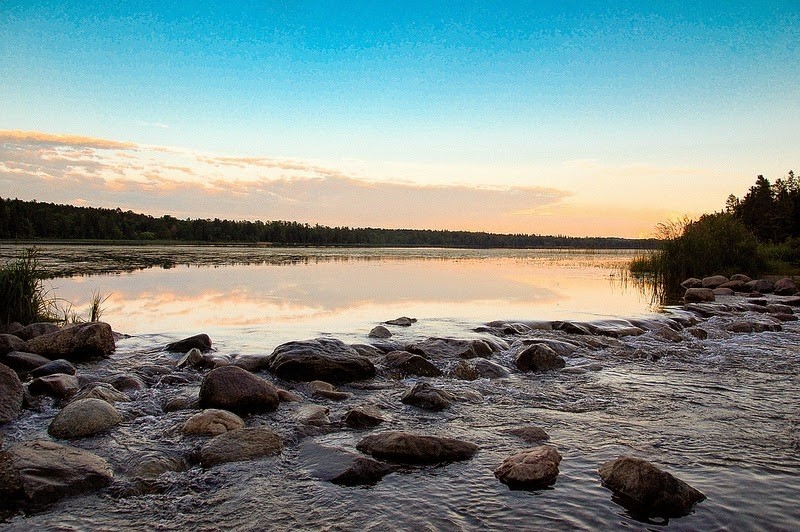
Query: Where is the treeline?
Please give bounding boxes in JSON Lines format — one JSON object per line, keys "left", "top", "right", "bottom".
{"left": 0, "top": 197, "right": 654, "bottom": 249}
{"left": 726, "top": 171, "right": 800, "bottom": 243}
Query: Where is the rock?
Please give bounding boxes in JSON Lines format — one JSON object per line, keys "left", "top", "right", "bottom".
{"left": 680, "top": 278, "right": 703, "bottom": 289}
{"left": 687, "top": 327, "right": 708, "bottom": 340}
{"left": 683, "top": 288, "right": 715, "bottom": 303}
{"left": 653, "top": 327, "right": 683, "bottom": 343}
{"left": 2, "top": 350, "right": 51, "bottom": 372}
{"left": 553, "top": 321, "right": 592, "bottom": 335}
{"left": 0, "top": 439, "right": 113, "bottom": 508}
{"left": 231, "top": 353, "right": 272, "bottom": 372}
{"left": 730, "top": 273, "right": 752, "bottom": 282}
{"left": 343, "top": 405, "right": 386, "bottom": 429}
{"left": 766, "top": 303, "right": 793, "bottom": 315}
{"left": 725, "top": 321, "right": 781, "bottom": 333}
{"left": 745, "top": 279, "right": 774, "bottom": 293}
{"left": 268, "top": 338, "right": 376, "bottom": 384}
{"left": 772, "top": 313, "right": 798, "bottom": 322}
{"left": 277, "top": 388, "right": 303, "bottom": 402}
{"left": 29, "top": 358, "right": 76, "bottom": 378}
{"left": 332, "top": 457, "right": 394, "bottom": 486}
{"left": 48, "top": 398, "right": 122, "bottom": 439}
{"left": 713, "top": 288, "right": 735, "bottom": 296}
{"left": 0, "top": 362, "right": 24, "bottom": 424}
{"left": 782, "top": 296, "right": 800, "bottom": 306}
{"left": 72, "top": 383, "right": 130, "bottom": 404}
{"left": 701, "top": 275, "right": 728, "bottom": 288}
{"left": 401, "top": 382, "right": 454, "bottom": 411}
{"left": 176, "top": 347, "right": 204, "bottom": 368}
{"left": 384, "top": 351, "right": 442, "bottom": 377}
{"left": 0, "top": 334, "right": 26, "bottom": 356}
{"left": 598, "top": 455, "right": 706, "bottom": 518}
{"left": 165, "top": 333, "right": 212, "bottom": 353}
{"left": 108, "top": 374, "right": 147, "bottom": 393}
{"left": 368, "top": 326, "right": 392, "bottom": 339}
{"left": 163, "top": 395, "right": 198, "bottom": 412}
{"left": 385, "top": 317, "right": 417, "bottom": 327}
{"left": 126, "top": 452, "right": 187, "bottom": 479}
{"left": 299, "top": 441, "right": 394, "bottom": 486}
{"left": 718, "top": 280, "right": 748, "bottom": 292}
{"left": 515, "top": 344, "right": 566, "bottom": 372}
{"left": 407, "top": 338, "right": 497, "bottom": 360}
{"left": 454, "top": 358, "right": 510, "bottom": 380}
{"left": 297, "top": 404, "right": 330, "bottom": 426}
{"left": 182, "top": 408, "right": 245, "bottom": 435}
{"left": 198, "top": 427, "right": 283, "bottom": 467}
{"left": 307, "top": 380, "right": 351, "bottom": 401}
{"left": 25, "top": 322, "right": 115, "bottom": 360}
{"left": 356, "top": 431, "right": 478, "bottom": 464}
{"left": 507, "top": 425, "right": 550, "bottom": 444}
{"left": 199, "top": 366, "right": 279, "bottom": 414}
{"left": 28, "top": 373, "right": 80, "bottom": 399}
{"left": 773, "top": 277, "right": 798, "bottom": 295}
{"left": 12, "top": 322, "right": 61, "bottom": 341}
{"left": 494, "top": 445, "right": 562, "bottom": 489}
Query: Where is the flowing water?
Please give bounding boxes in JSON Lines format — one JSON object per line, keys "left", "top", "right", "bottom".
{"left": 1, "top": 245, "right": 798, "bottom": 531}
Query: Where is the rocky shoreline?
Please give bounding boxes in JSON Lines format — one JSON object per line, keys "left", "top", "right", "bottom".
{"left": 0, "top": 273, "right": 798, "bottom": 524}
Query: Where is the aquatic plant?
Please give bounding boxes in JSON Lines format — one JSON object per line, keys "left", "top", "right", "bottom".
{"left": 0, "top": 247, "right": 57, "bottom": 325}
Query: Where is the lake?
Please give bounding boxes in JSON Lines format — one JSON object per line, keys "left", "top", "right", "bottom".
{"left": 1, "top": 244, "right": 798, "bottom": 531}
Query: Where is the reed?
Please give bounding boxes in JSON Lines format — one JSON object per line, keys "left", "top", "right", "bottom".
{"left": 0, "top": 248, "right": 57, "bottom": 325}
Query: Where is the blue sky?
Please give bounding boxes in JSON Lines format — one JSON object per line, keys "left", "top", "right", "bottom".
{"left": 1, "top": 1, "right": 798, "bottom": 236}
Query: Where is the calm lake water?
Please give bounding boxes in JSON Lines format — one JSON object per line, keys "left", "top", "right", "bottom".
{"left": 2, "top": 245, "right": 798, "bottom": 531}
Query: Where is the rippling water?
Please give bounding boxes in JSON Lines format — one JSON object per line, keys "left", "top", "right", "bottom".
{"left": 1, "top": 246, "right": 798, "bottom": 530}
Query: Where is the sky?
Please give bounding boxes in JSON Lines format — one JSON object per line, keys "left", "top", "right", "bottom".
{"left": 1, "top": 1, "right": 798, "bottom": 237}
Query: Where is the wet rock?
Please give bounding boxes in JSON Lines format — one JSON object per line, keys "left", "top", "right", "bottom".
{"left": 771, "top": 313, "right": 798, "bottom": 322}
{"left": 713, "top": 288, "right": 735, "bottom": 296}
{"left": 598, "top": 455, "right": 706, "bottom": 518}
{"left": 231, "top": 353, "right": 272, "bottom": 372}
{"left": 368, "top": 326, "right": 392, "bottom": 339}
{"left": 356, "top": 431, "right": 478, "bottom": 464}
{"left": 163, "top": 394, "right": 199, "bottom": 412}
{"left": 782, "top": 296, "right": 800, "bottom": 307}
{"left": 332, "top": 457, "right": 395, "bottom": 486}
{"left": 507, "top": 425, "right": 550, "bottom": 444}
{"left": 725, "top": 321, "right": 781, "bottom": 333}
{"left": 12, "top": 322, "right": 61, "bottom": 341}
{"left": 730, "top": 273, "right": 752, "bottom": 282}
{"left": 745, "top": 279, "right": 774, "bottom": 293}
{"left": 108, "top": 373, "right": 147, "bottom": 393}
{"left": 268, "top": 338, "right": 376, "bottom": 384}
{"left": 2, "top": 350, "right": 51, "bottom": 372}
{"left": 0, "top": 334, "right": 26, "bottom": 356}
{"left": 384, "top": 351, "right": 442, "bottom": 377}
{"left": 687, "top": 327, "right": 708, "bottom": 340}
{"left": 182, "top": 408, "right": 245, "bottom": 435}
{"left": 299, "top": 441, "right": 394, "bottom": 486}
{"left": 199, "top": 366, "right": 279, "bottom": 414}
{"left": 680, "top": 278, "right": 703, "bottom": 289}
{"left": 407, "top": 338, "right": 498, "bottom": 360}
{"left": 587, "top": 320, "right": 645, "bottom": 338}
{"left": 72, "top": 383, "right": 130, "bottom": 404}
{"left": 454, "top": 358, "right": 510, "bottom": 380}
{"left": 766, "top": 303, "right": 793, "bottom": 315}
{"left": 25, "top": 322, "right": 115, "bottom": 360}
{"left": 653, "top": 327, "right": 683, "bottom": 343}
{"left": 701, "top": 275, "right": 728, "bottom": 288}
{"left": 0, "top": 362, "right": 24, "bottom": 424}
{"left": 277, "top": 388, "right": 303, "bottom": 402}
{"left": 343, "top": 405, "right": 386, "bottom": 429}
{"left": 0, "top": 439, "right": 113, "bottom": 508}
{"left": 401, "top": 382, "right": 454, "bottom": 411}
{"left": 199, "top": 427, "right": 283, "bottom": 467}
{"left": 127, "top": 452, "right": 188, "bottom": 479}
{"left": 308, "top": 380, "right": 351, "bottom": 400}
{"left": 718, "top": 280, "right": 748, "bottom": 292}
{"left": 513, "top": 338, "right": 579, "bottom": 358}
{"left": 166, "top": 333, "right": 212, "bottom": 353}
{"left": 773, "top": 277, "right": 798, "bottom": 296}
{"left": 29, "top": 358, "right": 76, "bottom": 379}
{"left": 683, "top": 288, "right": 715, "bottom": 303}
{"left": 177, "top": 347, "right": 204, "bottom": 369}
{"left": 28, "top": 373, "right": 80, "bottom": 399}
{"left": 297, "top": 404, "right": 330, "bottom": 426}
{"left": 515, "top": 344, "right": 566, "bottom": 372}
{"left": 385, "top": 317, "right": 417, "bottom": 327}
{"left": 48, "top": 398, "right": 122, "bottom": 439}
{"left": 351, "top": 343, "right": 387, "bottom": 358}
{"left": 494, "top": 445, "right": 562, "bottom": 490}
{"left": 553, "top": 321, "right": 593, "bottom": 335}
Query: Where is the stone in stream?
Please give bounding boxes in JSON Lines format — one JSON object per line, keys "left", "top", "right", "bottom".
{"left": 12, "top": 322, "right": 60, "bottom": 341}
{"left": 0, "top": 362, "right": 24, "bottom": 424}
{"left": 198, "top": 427, "right": 283, "bottom": 467}
{"left": 494, "top": 445, "right": 562, "bottom": 490}
{"left": 182, "top": 408, "right": 245, "bottom": 435}
{"left": 299, "top": 441, "right": 395, "bottom": 486}
{"left": 0, "top": 439, "right": 114, "bottom": 508}
{"left": 25, "top": 322, "right": 115, "bottom": 360}
{"left": 718, "top": 280, "right": 748, "bottom": 292}
{"left": 296, "top": 404, "right": 331, "bottom": 426}
{"left": 598, "top": 456, "right": 706, "bottom": 518}
{"left": 683, "top": 288, "right": 715, "bottom": 303}
{"left": 679, "top": 278, "right": 703, "bottom": 289}
{"left": 199, "top": 366, "right": 280, "bottom": 414}
{"left": 514, "top": 343, "right": 566, "bottom": 372}
{"left": 343, "top": 405, "right": 386, "bottom": 429}
{"left": 29, "top": 358, "right": 77, "bottom": 379}
{"left": 453, "top": 358, "right": 510, "bottom": 380}
{"left": 384, "top": 350, "right": 442, "bottom": 377}
{"left": 28, "top": 373, "right": 81, "bottom": 399}
{"left": 165, "top": 333, "right": 212, "bottom": 353}
{"left": 773, "top": 277, "right": 798, "bottom": 295}
{"left": 385, "top": 317, "right": 417, "bottom": 327}
{"left": 268, "top": 338, "right": 376, "bottom": 384}
{"left": 0, "top": 334, "right": 26, "bottom": 357}
{"left": 176, "top": 347, "right": 204, "bottom": 369}
{"left": 1, "top": 351, "right": 51, "bottom": 372}
{"left": 730, "top": 273, "right": 752, "bottom": 282}
{"left": 701, "top": 275, "right": 728, "bottom": 288}
{"left": 356, "top": 431, "right": 478, "bottom": 464}
{"left": 745, "top": 279, "right": 774, "bottom": 293}
{"left": 400, "top": 382, "right": 454, "bottom": 411}
{"left": 48, "top": 398, "right": 122, "bottom": 439}
{"left": 72, "top": 383, "right": 130, "bottom": 404}
{"left": 368, "top": 325, "right": 393, "bottom": 339}
{"left": 406, "top": 338, "right": 498, "bottom": 360}
{"left": 506, "top": 425, "right": 550, "bottom": 444}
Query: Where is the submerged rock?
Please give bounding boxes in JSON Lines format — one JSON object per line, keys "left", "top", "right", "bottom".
{"left": 401, "top": 382, "right": 454, "bottom": 411}
{"left": 343, "top": 405, "right": 386, "bottom": 429}
{"left": 199, "top": 427, "right": 283, "bottom": 467}
{"left": 308, "top": 380, "right": 351, "bottom": 400}
{"left": 368, "top": 326, "right": 393, "bottom": 339}
{"left": 0, "top": 439, "right": 113, "bottom": 508}
{"left": 453, "top": 358, "right": 510, "bottom": 380}
{"left": 166, "top": 333, "right": 212, "bottom": 353}
{"left": 495, "top": 445, "right": 562, "bottom": 489}
{"left": 72, "top": 383, "right": 130, "bottom": 404}
{"left": 515, "top": 343, "right": 566, "bottom": 372}
{"left": 598, "top": 455, "right": 706, "bottom": 518}
{"left": 356, "top": 431, "right": 478, "bottom": 464}
{"left": 385, "top": 317, "right": 417, "bottom": 327}
{"left": 268, "top": 338, "right": 376, "bottom": 384}
{"left": 296, "top": 404, "right": 331, "bottom": 426}
{"left": 384, "top": 350, "right": 442, "bottom": 377}
{"left": 199, "top": 366, "right": 279, "bottom": 414}
{"left": 48, "top": 398, "right": 122, "bottom": 439}
{"left": 25, "top": 322, "right": 115, "bottom": 360}
{"left": 299, "top": 441, "right": 394, "bottom": 486}
{"left": 182, "top": 408, "right": 245, "bottom": 435}
{"left": 0, "top": 362, "right": 23, "bottom": 424}
{"left": 506, "top": 425, "right": 550, "bottom": 444}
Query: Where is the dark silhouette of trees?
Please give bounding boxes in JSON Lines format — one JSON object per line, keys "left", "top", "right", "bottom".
{"left": 728, "top": 171, "right": 799, "bottom": 243}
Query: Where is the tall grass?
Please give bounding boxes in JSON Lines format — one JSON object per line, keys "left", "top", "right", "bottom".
{"left": 0, "top": 248, "right": 57, "bottom": 325}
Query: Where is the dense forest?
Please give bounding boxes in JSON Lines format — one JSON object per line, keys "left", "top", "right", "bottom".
{"left": 0, "top": 197, "right": 655, "bottom": 249}
{"left": 726, "top": 171, "right": 800, "bottom": 243}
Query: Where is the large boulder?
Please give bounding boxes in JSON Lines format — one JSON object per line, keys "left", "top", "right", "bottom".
{"left": 182, "top": 408, "right": 245, "bottom": 436}
{"left": 0, "top": 440, "right": 113, "bottom": 508}
{"left": 356, "top": 431, "right": 478, "bottom": 464}
{"left": 515, "top": 344, "right": 566, "bottom": 372}
{"left": 166, "top": 333, "right": 212, "bottom": 353}
{"left": 683, "top": 288, "right": 715, "bottom": 303}
{"left": 268, "top": 338, "right": 375, "bottom": 384}
{"left": 199, "top": 366, "right": 279, "bottom": 414}
{"left": 28, "top": 358, "right": 76, "bottom": 378}
{"left": 384, "top": 351, "right": 442, "bottom": 377}
{"left": 198, "top": 427, "right": 283, "bottom": 467}
{"left": 0, "top": 362, "right": 23, "bottom": 424}
{"left": 1, "top": 351, "right": 50, "bottom": 372}
{"left": 773, "top": 277, "right": 798, "bottom": 295}
{"left": 12, "top": 322, "right": 60, "bottom": 341}
{"left": 0, "top": 334, "right": 26, "bottom": 356}
{"left": 701, "top": 275, "right": 728, "bottom": 288}
{"left": 400, "top": 382, "right": 454, "bottom": 411}
{"left": 28, "top": 373, "right": 81, "bottom": 399}
{"left": 25, "top": 322, "right": 115, "bottom": 360}
{"left": 679, "top": 278, "right": 703, "bottom": 289}
{"left": 745, "top": 279, "right": 774, "bottom": 293}
{"left": 598, "top": 456, "right": 706, "bottom": 518}
{"left": 368, "top": 326, "right": 392, "bottom": 339}
{"left": 494, "top": 445, "right": 562, "bottom": 489}
{"left": 48, "top": 397, "right": 122, "bottom": 439}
